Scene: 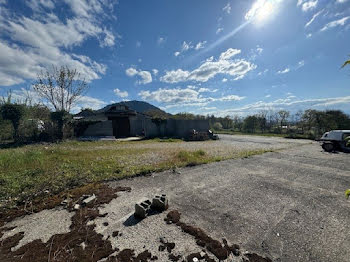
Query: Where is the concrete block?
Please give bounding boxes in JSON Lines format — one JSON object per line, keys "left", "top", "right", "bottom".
{"left": 151, "top": 194, "right": 168, "bottom": 211}
{"left": 134, "top": 199, "right": 151, "bottom": 218}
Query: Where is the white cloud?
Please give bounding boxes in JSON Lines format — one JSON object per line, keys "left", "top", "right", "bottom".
{"left": 320, "top": 16, "right": 350, "bottom": 31}
{"left": 305, "top": 10, "right": 323, "bottom": 27}
{"left": 125, "top": 67, "right": 152, "bottom": 84}
{"left": 297, "top": 60, "right": 305, "bottom": 69}
{"left": 306, "top": 33, "right": 313, "bottom": 38}
{"left": 195, "top": 41, "right": 207, "bottom": 50}
{"left": 152, "top": 69, "right": 158, "bottom": 75}
{"left": 216, "top": 27, "right": 224, "bottom": 34}
{"left": 161, "top": 48, "right": 255, "bottom": 83}
{"left": 157, "top": 37, "right": 166, "bottom": 45}
{"left": 114, "top": 88, "right": 128, "bottom": 98}
{"left": 160, "top": 69, "right": 190, "bottom": 83}
{"left": 337, "top": 0, "right": 348, "bottom": 3}
{"left": 0, "top": 1, "right": 115, "bottom": 86}
{"left": 258, "top": 69, "right": 269, "bottom": 76}
{"left": 201, "top": 107, "right": 217, "bottom": 111}
{"left": 181, "top": 41, "right": 192, "bottom": 52}
{"left": 138, "top": 71, "right": 152, "bottom": 84}
{"left": 223, "top": 3, "right": 231, "bottom": 14}
{"left": 136, "top": 41, "right": 141, "bottom": 48}
{"left": 277, "top": 68, "right": 290, "bottom": 74}
{"left": 138, "top": 87, "right": 244, "bottom": 107}
{"left": 219, "top": 95, "right": 245, "bottom": 101}
{"left": 62, "top": 0, "right": 114, "bottom": 18}
{"left": 6, "top": 87, "right": 106, "bottom": 113}
{"left": 125, "top": 67, "right": 138, "bottom": 77}
{"left": 198, "top": 88, "right": 218, "bottom": 93}
{"left": 73, "top": 95, "right": 106, "bottom": 112}
{"left": 174, "top": 40, "right": 206, "bottom": 56}
{"left": 301, "top": 0, "right": 318, "bottom": 12}
{"left": 218, "top": 95, "right": 350, "bottom": 115}
{"left": 265, "top": 94, "right": 271, "bottom": 98}
{"left": 26, "top": 0, "right": 55, "bottom": 11}
{"left": 222, "top": 78, "right": 228, "bottom": 82}
{"left": 139, "top": 88, "right": 201, "bottom": 104}
{"left": 256, "top": 47, "right": 263, "bottom": 54}
{"left": 219, "top": 48, "right": 241, "bottom": 60}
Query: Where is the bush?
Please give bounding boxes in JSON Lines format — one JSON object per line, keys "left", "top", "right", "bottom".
{"left": 0, "top": 104, "right": 25, "bottom": 140}
{"left": 0, "top": 120, "right": 13, "bottom": 141}
{"left": 213, "top": 122, "right": 223, "bottom": 130}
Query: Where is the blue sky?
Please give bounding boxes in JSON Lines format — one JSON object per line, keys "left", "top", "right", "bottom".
{"left": 0, "top": 0, "right": 349, "bottom": 115}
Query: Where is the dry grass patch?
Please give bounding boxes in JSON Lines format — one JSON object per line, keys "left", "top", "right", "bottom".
{"left": 0, "top": 140, "right": 273, "bottom": 208}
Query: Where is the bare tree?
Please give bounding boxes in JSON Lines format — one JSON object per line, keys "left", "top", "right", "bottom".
{"left": 33, "top": 66, "right": 88, "bottom": 112}
{"left": 278, "top": 110, "right": 290, "bottom": 132}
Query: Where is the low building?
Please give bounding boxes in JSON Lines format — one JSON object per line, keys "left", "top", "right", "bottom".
{"left": 75, "top": 104, "right": 209, "bottom": 139}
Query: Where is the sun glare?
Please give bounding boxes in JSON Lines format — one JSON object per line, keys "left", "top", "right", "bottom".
{"left": 245, "top": 0, "right": 280, "bottom": 25}
{"left": 256, "top": 2, "right": 275, "bottom": 22}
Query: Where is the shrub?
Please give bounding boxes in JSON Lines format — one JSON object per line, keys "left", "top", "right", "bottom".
{"left": 0, "top": 104, "right": 25, "bottom": 141}
{"left": 213, "top": 122, "right": 223, "bottom": 130}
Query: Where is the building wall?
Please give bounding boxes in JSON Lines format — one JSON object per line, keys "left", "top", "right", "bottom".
{"left": 81, "top": 117, "right": 209, "bottom": 138}
{"left": 82, "top": 121, "right": 113, "bottom": 136}
{"left": 168, "top": 119, "right": 210, "bottom": 138}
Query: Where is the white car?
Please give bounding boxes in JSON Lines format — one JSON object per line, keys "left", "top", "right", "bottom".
{"left": 320, "top": 130, "right": 350, "bottom": 152}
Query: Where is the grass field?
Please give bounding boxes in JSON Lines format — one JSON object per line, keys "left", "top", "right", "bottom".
{"left": 0, "top": 139, "right": 273, "bottom": 208}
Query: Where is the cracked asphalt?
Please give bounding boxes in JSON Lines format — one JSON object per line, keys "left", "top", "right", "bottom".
{"left": 108, "top": 134, "right": 350, "bottom": 262}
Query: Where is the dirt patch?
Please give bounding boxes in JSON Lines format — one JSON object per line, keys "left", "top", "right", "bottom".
{"left": 164, "top": 210, "right": 181, "bottom": 224}
{"left": 0, "top": 183, "right": 130, "bottom": 228}
{"left": 0, "top": 185, "right": 131, "bottom": 262}
{"left": 165, "top": 210, "right": 272, "bottom": 262}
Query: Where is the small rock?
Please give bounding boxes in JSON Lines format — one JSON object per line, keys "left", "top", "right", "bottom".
{"left": 193, "top": 258, "right": 199, "bottom": 262}
{"left": 80, "top": 242, "right": 86, "bottom": 250}
{"left": 82, "top": 194, "right": 96, "bottom": 205}
{"left": 74, "top": 204, "right": 80, "bottom": 210}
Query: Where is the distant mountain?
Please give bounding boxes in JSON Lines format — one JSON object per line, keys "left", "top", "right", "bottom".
{"left": 97, "top": 100, "right": 170, "bottom": 117}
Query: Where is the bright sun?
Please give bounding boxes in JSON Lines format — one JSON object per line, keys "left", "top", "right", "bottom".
{"left": 246, "top": 0, "right": 279, "bottom": 25}
{"left": 256, "top": 2, "right": 275, "bottom": 23}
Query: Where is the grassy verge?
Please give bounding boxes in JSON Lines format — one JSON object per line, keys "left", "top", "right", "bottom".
{"left": 0, "top": 140, "right": 273, "bottom": 208}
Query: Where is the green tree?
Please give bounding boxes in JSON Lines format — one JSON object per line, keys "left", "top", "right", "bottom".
{"left": 213, "top": 122, "right": 223, "bottom": 130}
{"left": 0, "top": 104, "right": 25, "bottom": 141}
{"left": 243, "top": 115, "right": 259, "bottom": 133}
